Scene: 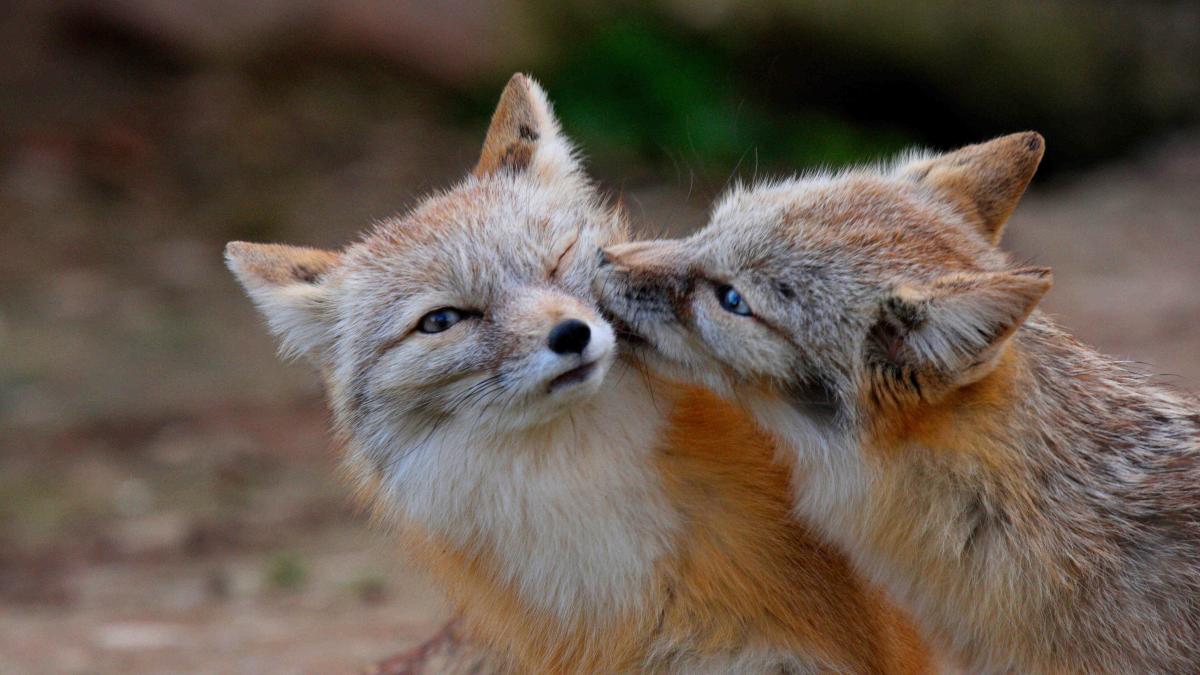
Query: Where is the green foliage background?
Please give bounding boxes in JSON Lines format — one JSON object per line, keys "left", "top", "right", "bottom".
{"left": 458, "top": 1, "right": 1199, "bottom": 177}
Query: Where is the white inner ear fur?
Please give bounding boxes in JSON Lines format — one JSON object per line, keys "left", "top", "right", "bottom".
{"left": 896, "top": 271, "right": 1049, "bottom": 380}
{"left": 225, "top": 244, "right": 339, "bottom": 361}
{"left": 522, "top": 78, "right": 585, "bottom": 184}
{"left": 245, "top": 281, "right": 335, "bottom": 360}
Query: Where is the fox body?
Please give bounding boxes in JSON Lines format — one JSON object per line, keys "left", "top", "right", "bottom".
{"left": 597, "top": 133, "right": 1200, "bottom": 673}
{"left": 227, "top": 75, "right": 931, "bottom": 673}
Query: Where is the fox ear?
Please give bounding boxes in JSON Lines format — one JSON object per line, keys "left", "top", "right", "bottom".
{"left": 225, "top": 242, "right": 341, "bottom": 359}
{"left": 871, "top": 267, "right": 1051, "bottom": 387}
{"left": 474, "top": 73, "right": 581, "bottom": 181}
{"left": 902, "top": 132, "right": 1044, "bottom": 245}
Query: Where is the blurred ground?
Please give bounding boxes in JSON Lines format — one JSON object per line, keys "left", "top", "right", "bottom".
{"left": 1, "top": 2, "right": 1198, "bottom": 673}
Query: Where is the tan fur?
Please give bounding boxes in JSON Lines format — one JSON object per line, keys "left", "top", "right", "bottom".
{"left": 596, "top": 133, "right": 1200, "bottom": 673}
{"left": 228, "top": 75, "right": 934, "bottom": 673}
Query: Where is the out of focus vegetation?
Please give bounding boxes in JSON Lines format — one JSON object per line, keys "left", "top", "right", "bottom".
{"left": 511, "top": 1, "right": 1200, "bottom": 173}
{"left": 7, "top": 0, "right": 1198, "bottom": 187}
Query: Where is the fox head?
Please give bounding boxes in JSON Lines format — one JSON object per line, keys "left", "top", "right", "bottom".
{"left": 596, "top": 133, "right": 1051, "bottom": 433}
{"left": 226, "top": 75, "right": 630, "bottom": 525}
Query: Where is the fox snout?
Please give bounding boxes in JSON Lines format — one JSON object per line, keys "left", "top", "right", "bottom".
{"left": 591, "top": 243, "right": 700, "bottom": 371}
{"left": 511, "top": 291, "right": 608, "bottom": 348}
{"left": 547, "top": 318, "right": 592, "bottom": 355}
{"left": 599, "top": 240, "right": 688, "bottom": 273}
{"left": 594, "top": 242, "right": 690, "bottom": 317}
{"left": 505, "top": 290, "right": 617, "bottom": 397}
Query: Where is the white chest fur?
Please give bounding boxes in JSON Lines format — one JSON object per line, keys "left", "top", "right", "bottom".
{"left": 745, "top": 394, "right": 872, "bottom": 527}
{"left": 369, "top": 363, "right": 680, "bottom": 621}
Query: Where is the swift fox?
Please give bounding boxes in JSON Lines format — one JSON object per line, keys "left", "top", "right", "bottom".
{"left": 226, "top": 75, "right": 931, "bottom": 673}
{"left": 596, "top": 133, "right": 1200, "bottom": 673}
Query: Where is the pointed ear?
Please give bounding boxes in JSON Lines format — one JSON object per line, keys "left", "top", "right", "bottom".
{"left": 225, "top": 242, "right": 341, "bottom": 359}
{"left": 871, "top": 267, "right": 1051, "bottom": 386}
{"left": 901, "top": 132, "right": 1044, "bottom": 245}
{"left": 474, "top": 73, "right": 581, "bottom": 181}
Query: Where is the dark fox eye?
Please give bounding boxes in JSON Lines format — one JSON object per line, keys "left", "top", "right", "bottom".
{"left": 716, "top": 285, "right": 752, "bottom": 316}
{"left": 418, "top": 308, "right": 465, "bottom": 334}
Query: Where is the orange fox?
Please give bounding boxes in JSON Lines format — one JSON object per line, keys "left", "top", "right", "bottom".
{"left": 227, "top": 74, "right": 932, "bottom": 673}
{"left": 596, "top": 133, "right": 1200, "bottom": 672}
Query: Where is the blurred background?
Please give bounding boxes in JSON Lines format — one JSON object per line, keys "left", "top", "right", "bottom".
{"left": 2, "top": 0, "right": 1198, "bottom": 672}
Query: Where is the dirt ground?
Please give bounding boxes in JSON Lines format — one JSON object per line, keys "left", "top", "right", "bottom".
{"left": 1, "top": 12, "right": 1198, "bottom": 670}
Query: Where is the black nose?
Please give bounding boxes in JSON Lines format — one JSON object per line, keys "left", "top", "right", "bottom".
{"left": 547, "top": 319, "right": 591, "bottom": 355}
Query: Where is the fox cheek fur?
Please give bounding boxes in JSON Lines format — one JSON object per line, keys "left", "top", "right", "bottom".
{"left": 362, "top": 289, "right": 614, "bottom": 436}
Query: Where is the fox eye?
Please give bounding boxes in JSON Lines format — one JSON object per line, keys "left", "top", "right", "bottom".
{"left": 418, "top": 308, "right": 465, "bottom": 334}
{"left": 716, "top": 285, "right": 752, "bottom": 316}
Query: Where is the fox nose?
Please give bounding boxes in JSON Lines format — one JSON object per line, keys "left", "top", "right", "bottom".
{"left": 547, "top": 319, "right": 591, "bottom": 355}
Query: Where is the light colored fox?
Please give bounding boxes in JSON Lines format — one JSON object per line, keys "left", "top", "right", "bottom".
{"left": 596, "top": 133, "right": 1200, "bottom": 673}
{"left": 226, "top": 75, "right": 932, "bottom": 673}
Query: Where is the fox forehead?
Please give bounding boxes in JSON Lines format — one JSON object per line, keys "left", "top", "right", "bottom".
{"left": 341, "top": 176, "right": 592, "bottom": 295}
{"left": 703, "top": 172, "right": 1002, "bottom": 281}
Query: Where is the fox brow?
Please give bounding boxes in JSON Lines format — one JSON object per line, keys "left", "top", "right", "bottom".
{"left": 547, "top": 230, "right": 580, "bottom": 279}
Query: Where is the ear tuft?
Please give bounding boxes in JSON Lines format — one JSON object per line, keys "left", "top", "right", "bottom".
{"left": 873, "top": 267, "right": 1051, "bottom": 385}
{"left": 225, "top": 242, "right": 342, "bottom": 360}
{"left": 903, "top": 132, "right": 1044, "bottom": 245}
{"left": 474, "top": 73, "right": 580, "bottom": 181}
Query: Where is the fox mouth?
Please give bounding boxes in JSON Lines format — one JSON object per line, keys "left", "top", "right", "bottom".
{"left": 611, "top": 321, "right": 648, "bottom": 348}
{"left": 597, "top": 304, "right": 648, "bottom": 348}
{"left": 547, "top": 360, "right": 600, "bottom": 393}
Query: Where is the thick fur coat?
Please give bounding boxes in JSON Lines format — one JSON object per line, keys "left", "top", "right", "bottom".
{"left": 597, "top": 133, "right": 1200, "bottom": 673}
{"left": 228, "top": 75, "right": 932, "bottom": 673}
